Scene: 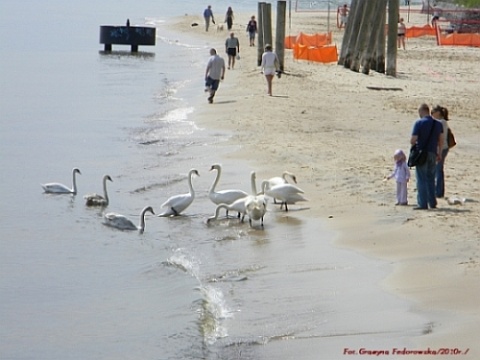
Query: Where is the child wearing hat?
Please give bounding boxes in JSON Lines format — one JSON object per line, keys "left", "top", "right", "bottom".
{"left": 384, "top": 149, "right": 410, "bottom": 205}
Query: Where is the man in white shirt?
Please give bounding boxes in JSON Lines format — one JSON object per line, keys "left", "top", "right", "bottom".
{"left": 204, "top": 48, "right": 225, "bottom": 104}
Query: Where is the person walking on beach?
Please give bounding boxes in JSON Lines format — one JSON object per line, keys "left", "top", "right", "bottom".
{"left": 225, "top": 32, "right": 240, "bottom": 70}
{"left": 410, "top": 103, "right": 444, "bottom": 210}
{"left": 384, "top": 149, "right": 410, "bottom": 205}
{"left": 205, "top": 48, "right": 225, "bottom": 104}
{"left": 203, "top": 5, "right": 215, "bottom": 31}
{"left": 431, "top": 105, "right": 450, "bottom": 198}
{"left": 398, "top": 18, "right": 406, "bottom": 50}
{"left": 225, "top": 6, "right": 234, "bottom": 31}
{"left": 246, "top": 15, "right": 257, "bottom": 46}
{"left": 260, "top": 44, "right": 280, "bottom": 96}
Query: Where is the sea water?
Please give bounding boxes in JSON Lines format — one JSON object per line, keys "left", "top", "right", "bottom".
{"left": 0, "top": 1, "right": 427, "bottom": 359}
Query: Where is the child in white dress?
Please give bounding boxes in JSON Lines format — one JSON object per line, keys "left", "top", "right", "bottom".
{"left": 385, "top": 149, "right": 410, "bottom": 205}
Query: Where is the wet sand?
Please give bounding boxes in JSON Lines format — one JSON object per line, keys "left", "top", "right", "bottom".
{"left": 171, "top": 6, "right": 480, "bottom": 358}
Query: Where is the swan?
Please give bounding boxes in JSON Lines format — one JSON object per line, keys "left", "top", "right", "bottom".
{"left": 244, "top": 171, "right": 267, "bottom": 227}
{"left": 206, "top": 201, "right": 248, "bottom": 224}
{"left": 261, "top": 181, "right": 307, "bottom": 211}
{"left": 158, "top": 169, "right": 199, "bottom": 217}
{"left": 263, "top": 171, "right": 297, "bottom": 203}
{"left": 209, "top": 164, "right": 248, "bottom": 216}
{"left": 103, "top": 206, "right": 155, "bottom": 233}
{"left": 41, "top": 168, "right": 81, "bottom": 194}
{"left": 84, "top": 175, "right": 113, "bottom": 206}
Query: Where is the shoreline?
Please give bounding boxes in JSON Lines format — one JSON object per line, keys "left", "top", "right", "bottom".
{"left": 171, "top": 8, "right": 480, "bottom": 358}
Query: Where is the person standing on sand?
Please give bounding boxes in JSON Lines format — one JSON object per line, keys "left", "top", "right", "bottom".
{"left": 410, "top": 103, "right": 444, "bottom": 210}
{"left": 339, "top": 4, "right": 349, "bottom": 29}
{"left": 205, "top": 48, "right": 225, "bottom": 104}
{"left": 203, "top": 5, "right": 215, "bottom": 32}
{"left": 431, "top": 105, "right": 450, "bottom": 198}
{"left": 246, "top": 15, "right": 257, "bottom": 46}
{"left": 225, "top": 32, "right": 240, "bottom": 70}
{"left": 398, "top": 18, "right": 406, "bottom": 50}
{"left": 260, "top": 44, "right": 280, "bottom": 96}
{"left": 225, "top": 7, "right": 234, "bottom": 31}
{"left": 384, "top": 149, "right": 410, "bottom": 205}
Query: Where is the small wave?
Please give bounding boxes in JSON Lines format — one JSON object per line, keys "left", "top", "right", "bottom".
{"left": 196, "top": 285, "right": 232, "bottom": 345}
{"left": 164, "top": 249, "right": 200, "bottom": 278}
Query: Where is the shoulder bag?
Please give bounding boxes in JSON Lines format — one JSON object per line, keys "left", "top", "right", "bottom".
{"left": 447, "top": 127, "right": 456, "bottom": 148}
{"left": 408, "top": 119, "right": 436, "bottom": 168}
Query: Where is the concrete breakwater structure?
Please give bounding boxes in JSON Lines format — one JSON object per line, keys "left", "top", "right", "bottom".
{"left": 99, "top": 24, "right": 156, "bottom": 52}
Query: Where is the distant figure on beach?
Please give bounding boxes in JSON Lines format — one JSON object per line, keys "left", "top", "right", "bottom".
{"left": 431, "top": 7, "right": 440, "bottom": 27}
{"left": 203, "top": 5, "right": 215, "bottom": 31}
{"left": 339, "top": 4, "right": 349, "bottom": 29}
{"left": 225, "top": 32, "right": 240, "bottom": 70}
{"left": 225, "top": 6, "right": 234, "bottom": 31}
{"left": 246, "top": 16, "right": 258, "bottom": 46}
{"left": 431, "top": 105, "right": 450, "bottom": 198}
{"left": 398, "top": 18, "right": 406, "bottom": 50}
{"left": 260, "top": 44, "right": 280, "bottom": 96}
{"left": 384, "top": 149, "right": 410, "bottom": 205}
{"left": 205, "top": 48, "right": 225, "bottom": 104}
{"left": 410, "top": 103, "right": 444, "bottom": 210}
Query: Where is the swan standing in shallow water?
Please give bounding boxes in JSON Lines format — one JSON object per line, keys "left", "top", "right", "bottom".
{"left": 84, "top": 175, "right": 113, "bottom": 206}
{"left": 209, "top": 164, "right": 248, "bottom": 216}
{"left": 261, "top": 181, "right": 307, "bottom": 211}
{"left": 41, "top": 168, "right": 81, "bottom": 194}
{"left": 244, "top": 171, "right": 267, "bottom": 227}
{"left": 103, "top": 206, "right": 155, "bottom": 233}
{"left": 158, "top": 169, "right": 199, "bottom": 217}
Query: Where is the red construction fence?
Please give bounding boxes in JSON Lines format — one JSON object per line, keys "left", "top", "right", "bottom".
{"left": 405, "top": 24, "right": 436, "bottom": 38}
{"left": 285, "top": 32, "right": 338, "bottom": 63}
{"left": 436, "top": 25, "right": 480, "bottom": 47}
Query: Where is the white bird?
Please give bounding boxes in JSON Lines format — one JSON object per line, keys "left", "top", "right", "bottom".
{"left": 244, "top": 171, "right": 267, "bottom": 227}
{"left": 41, "top": 168, "right": 82, "bottom": 194}
{"left": 263, "top": 171, "right": 297, "bottom": 203}
{"left": 207, "top": 201, "right": 247, "bottom": 224}
{"left": 261, "top": 181, "right": 307, "bottom": 211}
{"left": 209, "top": 164, "right": 248, "bottom": 216}
{"left": 158, "top": 169, "right": 200, "bottom": 217}
{"left": 84, "top": 175, "right": 113, "bottom": 207}
{"left": 266, "top": 171, "right": 297, "bottom": 188}
{"left": 103, "top": 206, "right": 155, "bottom": 233}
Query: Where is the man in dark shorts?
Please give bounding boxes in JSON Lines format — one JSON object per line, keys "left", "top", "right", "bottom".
{"left": 205, "top": 48, "right": 225, "bottom": 104}
{"left": 225, "top": 32, "right": 240, "bottom": 70}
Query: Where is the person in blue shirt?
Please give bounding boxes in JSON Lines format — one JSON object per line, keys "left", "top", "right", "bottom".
{"left": 410, "top": 103, "right": 444, "bottom": 210}
{"left": 203, "top": 5, "right": 215, "bottom": 32}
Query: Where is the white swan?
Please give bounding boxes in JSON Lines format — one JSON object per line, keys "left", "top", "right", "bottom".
{"left": 103, "top": 206, "right": 155, "bottom": 233}
{"left": 84, "top": 175, "right": 113, "bottom": 206}
{"left": 206, "top": 201, "right": 247, "bottom": 223}
{"left": 41, "top": 168, "right": 81, "bottom": 194}
{"left": 261, "top": 181, "right": 307, "bottom": 211}
{"left": 263, "top": 171, "right": 297, "bottom": 203}
{"left": 244, "top": 171, "right": 267, "bottom": 227}
{"left": 266, "top": 171, "right": 297, "bottom": 187}
{"left": 158, "top": 169, "right": 199, "bottom": 217}
{"left": 209, "top": 164, "right": 248, "bottom": 216}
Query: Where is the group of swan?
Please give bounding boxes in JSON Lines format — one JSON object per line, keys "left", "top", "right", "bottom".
{"left": 42, "top": 165, "right": 307, "bottom": 232}
{"left": 207, "top": 171, "right": 267, "bottom": 227}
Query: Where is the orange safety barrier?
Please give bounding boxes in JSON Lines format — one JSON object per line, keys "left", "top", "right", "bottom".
{"left": 437, "top": 31, "right": 480, "bottom": 47}
{"left": 285, "top": 32, "right": 332, "bottom": 49}
{"left": 293, "top": 43, "right": 338, "bottom": 63}
{"left": 405, "top": 24, "right": 436, "bottom": 38}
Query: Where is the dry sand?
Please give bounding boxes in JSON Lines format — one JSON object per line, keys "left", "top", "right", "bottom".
{"left": 171, "top": 6, "right": 479, "bottom": 358}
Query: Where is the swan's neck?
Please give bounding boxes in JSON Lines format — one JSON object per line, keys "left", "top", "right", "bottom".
{"left": 72, "top": 171, "right": 78, "bottom": 194}
{"left": 250, "top": 172, "right": 257, "bottom": 195}
{"left": 209, "top": 168, "right": 221, "bottom": 194}
{"left": 103, "top": 177, "right": 109, "bottom": 202}
{"left": 188, "top": 172, "right": 195, "bottom": 196}
{"left": 139, "top": 210, "right": 147, "bottom": 233}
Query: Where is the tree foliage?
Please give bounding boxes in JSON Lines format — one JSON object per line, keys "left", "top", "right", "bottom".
{"left": 454, "top": 0, "right": 480, "bottom": 8}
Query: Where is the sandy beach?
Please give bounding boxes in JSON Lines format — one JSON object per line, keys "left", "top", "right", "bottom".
{"left": 171, "top": 6, "right": 479, "bottom": 358}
